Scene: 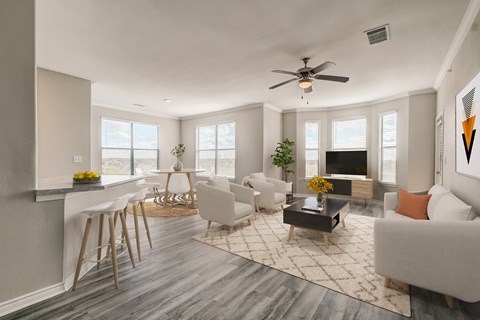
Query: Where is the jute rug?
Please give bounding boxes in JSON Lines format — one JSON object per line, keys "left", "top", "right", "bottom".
{"left": 135, "top": 201, "right": 198, "bottom": 218}
{"left": 193, "top": 212, "right": 411, "bottom": 317}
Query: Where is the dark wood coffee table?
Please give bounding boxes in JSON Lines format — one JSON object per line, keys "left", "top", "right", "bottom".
{"left": 283, "top": 197, "right": 349, "bottom": 248}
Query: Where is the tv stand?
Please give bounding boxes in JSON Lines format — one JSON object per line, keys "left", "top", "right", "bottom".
{"left": 324, "top": 176, "right": 373, "bottom": 205}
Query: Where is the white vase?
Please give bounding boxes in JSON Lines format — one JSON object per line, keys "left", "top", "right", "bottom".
{"left": 173, "top": 159, "right": 183, "bottom": 171}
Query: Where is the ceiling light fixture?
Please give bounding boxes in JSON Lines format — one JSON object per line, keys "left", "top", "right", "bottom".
{"left": 298, "top": 79, "right": 312, "bottom": 89}
{"left": 164, "top": 99, "right": 172, "bottom": 103}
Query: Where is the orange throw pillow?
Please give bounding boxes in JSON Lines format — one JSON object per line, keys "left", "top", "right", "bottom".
{"left": 396, "top": 188, "right": 432, "bottom": 220}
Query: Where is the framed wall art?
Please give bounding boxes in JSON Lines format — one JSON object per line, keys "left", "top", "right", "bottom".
{"left": 456, "top": 70, "right": 480, "bottom": 179}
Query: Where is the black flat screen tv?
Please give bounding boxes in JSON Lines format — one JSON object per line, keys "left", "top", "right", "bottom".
{"left": 326, "top": 151, "right": 367, "bottom": 175}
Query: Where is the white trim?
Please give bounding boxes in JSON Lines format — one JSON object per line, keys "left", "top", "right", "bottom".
{"left": 93, "top": 103, "right": 180, "bottom": 120}
{"left": 0, "top": 283, "right": 65, "bottom": 317}
{"left": 263, "top": 103, "right": 283, "bottom": 113}
{"left": 180, "top": 103, "right": 263, "bottom": 120}
{"left": 434, "top": 0, "right": 480, "bottom": 89}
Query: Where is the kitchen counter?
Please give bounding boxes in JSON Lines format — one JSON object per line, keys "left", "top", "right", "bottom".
{"left": 35, "top": 175, "right": 144, "bottom": 201}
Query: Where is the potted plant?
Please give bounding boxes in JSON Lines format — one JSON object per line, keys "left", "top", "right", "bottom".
{"left": 170, "top": 143, "right": 186, "bottom": 171}
{"left": 271, "top": 138, "right": 296, "bottom": 194}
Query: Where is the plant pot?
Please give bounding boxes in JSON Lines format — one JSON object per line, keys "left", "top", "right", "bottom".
{"left": 286, "top": 182, "right": 293, "bottom": 194}
{"left": 173, "top": 161, "right": 183, "bottom": 171}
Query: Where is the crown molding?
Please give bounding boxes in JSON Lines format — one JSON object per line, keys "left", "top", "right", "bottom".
{"left": 92, "top": 102, "right": 180, "bottom": 120}
{"left": 263, "top": 103, "right": 283, "bottom": 113}
{"left": 434, "top": 0, "right": 480, "bottom": 89}
{"left": 179, "top": 103, "right": 264, "bottom": 121}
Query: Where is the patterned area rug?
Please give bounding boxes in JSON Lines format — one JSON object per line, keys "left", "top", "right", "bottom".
{"left": 134, "top": 202, "right": 198, "bottom": 218}
{"left": 193, "top": 212, "right": 411, "bottom": 317}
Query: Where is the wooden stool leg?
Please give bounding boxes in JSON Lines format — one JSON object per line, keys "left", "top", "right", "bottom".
{"left": 108, "top": 216, "right": 119, "bottom": 289}
{"left": 97, "top": 214, "right": 104, "bottom": 270}
{"left": 119, "top": 208, "right": 136, "bottom": 269}
{"left": 132, "top": 202, "right": 141, "bottom": 261}
{"left": 73, "top": 217, "right": 93, "bottom": 291}
{"left": 139, "top": 202, "right": 153, "bottom": 248}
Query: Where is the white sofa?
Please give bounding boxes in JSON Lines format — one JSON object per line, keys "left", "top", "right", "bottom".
{"left": 374, "top": 184, "right": 480, "bottom": 307}
{"left": 242, "top": 172, "right": 286, "bottom": 213}
{"left": 196, "top": 176, "right": 254, "bottom": 232}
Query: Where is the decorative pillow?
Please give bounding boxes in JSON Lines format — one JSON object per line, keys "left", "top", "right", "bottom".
{"left": 430, "top": 192, "right": 476, "bottom": 221}
{"left": 396, "top": 190, "right": 427, "bottom": 210}
{"left": 396, "top": 188, "right": 432, "bottom": 220}
{"left": 250, "top": 172, "right": 267, "bottom": 182}
{"left": 427, "top": 184, "right": 449, "bottom": 218}
{"left": 208, "top": 176, "right": 230, "bottom": 191}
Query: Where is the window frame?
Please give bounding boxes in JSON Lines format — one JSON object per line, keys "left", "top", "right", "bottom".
{"left": 195, "top": 121, "right": 236, "bottom": 178}
{"left": 305, "top": 121, "right": 320, "bottom": 178}
{"left": 331, "top": 116, "right": 367, "bottom": 151}
{"left": 101, "top": 117, "right": 160, "bottom": 175}
{"left": 378, "top": 111, "right": 397, "bottom": 184}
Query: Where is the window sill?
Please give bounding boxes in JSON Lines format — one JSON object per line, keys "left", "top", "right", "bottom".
{"left": 195, "top": 174, "right": 236, "bottom": 182}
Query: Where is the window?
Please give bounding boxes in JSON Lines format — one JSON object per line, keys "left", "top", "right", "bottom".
{"left": 379, "top": 112, "right": 397, "bottom": 183}
{"left": 101, "top": 118, "right": 159, "bottom": 175}
{"left": 196, "top": 122, "right": 235, "bottom": 178}
{"left": 332, "top": 117, "right": 367, "bottom": 150}
{"left": 305, "top": 121, "right": 320, "bottom": 177}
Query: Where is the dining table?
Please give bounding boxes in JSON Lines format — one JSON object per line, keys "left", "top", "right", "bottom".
{"left": 150, "top": 168, "right": 205, "bottom": 208}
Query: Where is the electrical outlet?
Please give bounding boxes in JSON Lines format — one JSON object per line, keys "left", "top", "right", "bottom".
{"left": 73, "top": 155, "right": 83, "bottom": 163}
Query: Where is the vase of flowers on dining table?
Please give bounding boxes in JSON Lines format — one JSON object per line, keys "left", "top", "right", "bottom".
{"left": 171, "top": 143, "right": 186, "bottom": 171}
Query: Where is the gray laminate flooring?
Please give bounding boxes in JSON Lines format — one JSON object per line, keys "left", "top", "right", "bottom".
{"left": 3, "top": 200, "right": 480, "bottom": 320}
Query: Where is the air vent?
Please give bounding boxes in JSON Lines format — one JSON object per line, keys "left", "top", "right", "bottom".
{"left": 365, "top": 24, "right": 390, "bottom": 45}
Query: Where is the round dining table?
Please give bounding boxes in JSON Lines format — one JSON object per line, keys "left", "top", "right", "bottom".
{"left": 150, "top": 168, "right": 205, "bottom": 208}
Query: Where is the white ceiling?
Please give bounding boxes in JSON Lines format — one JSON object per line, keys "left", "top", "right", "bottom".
{"left": 36, "top": 0, "right": 470, "bottom": 118}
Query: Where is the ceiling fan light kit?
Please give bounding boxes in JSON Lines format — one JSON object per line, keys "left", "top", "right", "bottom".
{"left": 269, "top": 57, "right": 349, "bottom": 94}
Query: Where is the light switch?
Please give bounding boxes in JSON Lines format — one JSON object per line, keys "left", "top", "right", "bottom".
{"left": 73, "top": 155, "right": 83, "bottom": 163}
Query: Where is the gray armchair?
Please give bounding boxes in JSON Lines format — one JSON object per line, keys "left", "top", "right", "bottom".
{"left": 196, "top": 176, "right": 254, "bottom": 232}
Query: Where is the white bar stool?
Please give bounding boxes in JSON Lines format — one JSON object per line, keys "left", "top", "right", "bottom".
{"left": 72, "top": 194, "right": 135, "bottom": 290}
{"left": 126, "top": 188, "right": 153, "bottom": 261}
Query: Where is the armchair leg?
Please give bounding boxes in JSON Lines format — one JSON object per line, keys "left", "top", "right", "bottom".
{"left": 207, "top": 221, "right": 211, "bottom": 229}
{"left": 248, "top": 219, "right": 252, "bottom": 226}
{"left": 229, "top": 226, "right": 234, "bottom": 233}
{"left": 444, "top": 295, "right": 455, "bottom": 309}
{"left": 383, "top": 277, "right": 391, "bottom": 288}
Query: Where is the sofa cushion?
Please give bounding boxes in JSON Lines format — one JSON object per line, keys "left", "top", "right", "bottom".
{"left": 427, "top": 184, "right": 449, "bottom": 217}
{"left": 396, "top": 188, "right": 431, "bottom": 220}
{"left": 250, "top": 172, "right": 267, "bottom": 182}
{"left": 385, "top": 210, "right": 414, "bottom": 221}
{"left": 431, "top": 192, "right": 476, "bottom": 221}
{"left": 233, "top": 201, "right": 252, "bottom": 219}
{"left": 208, "top": 176, "right": 230, "bottom": 191}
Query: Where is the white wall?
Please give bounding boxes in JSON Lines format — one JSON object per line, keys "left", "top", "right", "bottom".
{"left": 436, "top": 10, "right": 480, "bottom": 213}
{"left": 37, "top": 68, "right": 91, "bottom": 181}
{"left": 180, "top": 105, "right": 264, "bottom": 182}
{"left": 91, "top": 106, "right": 180, "bottom": 173}
{"left": 263, "top": 106, "right": 282, "bottom": 180}
{"left": 0, "top": 0, "right": 64, "bottom": 303}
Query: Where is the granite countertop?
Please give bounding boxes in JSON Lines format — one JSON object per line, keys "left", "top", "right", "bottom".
{"left": 35, "top": 175, "right": 144, "bottom": 196}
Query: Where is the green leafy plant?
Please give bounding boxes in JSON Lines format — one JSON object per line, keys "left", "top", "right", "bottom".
{"left": 243, "top": 180, "right": 254, "bottom": 189}
{"left": 170, "top": 143, "right": 186, "bottom": 159}
{"left": 271, "top": 138, "right": 296, "bottom": 182}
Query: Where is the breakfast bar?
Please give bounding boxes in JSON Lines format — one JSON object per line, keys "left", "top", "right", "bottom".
{"left": 35, "top": 175, "right": 144, "bottom": 290}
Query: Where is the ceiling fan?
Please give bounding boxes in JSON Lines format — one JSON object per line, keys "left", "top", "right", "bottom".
{"left": 269, "top": 57, "right": 349, "bottom": 93}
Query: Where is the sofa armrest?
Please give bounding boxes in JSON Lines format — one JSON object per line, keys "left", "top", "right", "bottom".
{"left": 266, "top": 177, "right": 287, "bottom": 194}
{"left": 374, "top": 219, "right": 480, "bottom": 302}
{"left": 230, "top": 183, "right": 254, "bottom": 208}
{"left": 384, "top": 192, "right": 397, "bottom": 213}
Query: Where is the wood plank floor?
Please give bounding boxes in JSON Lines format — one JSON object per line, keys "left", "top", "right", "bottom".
{"left": 2, "top": 200, "right": 480, "bottom": 320}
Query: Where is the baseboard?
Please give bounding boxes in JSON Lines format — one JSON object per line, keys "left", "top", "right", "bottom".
{"left": 0, "top": 282, "right": 65, "bottom": 317}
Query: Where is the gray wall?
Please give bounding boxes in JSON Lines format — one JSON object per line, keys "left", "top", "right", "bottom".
{"left": 37, "top": 68, "right": 91, "bottom": 181}
{"left": 263, "top": 107, "right": 282, "bottom": 180}
{"left": 91, "top": 106, "right": 181, "bottom": 172}
{"left": 0, "top": 0, "right": 64, "bottom": 303}
{"left": 436, "top": 10, "right": 480, "bottom": 213}
{"left": 180, "top": 105, "right": 264, "bottom": 181}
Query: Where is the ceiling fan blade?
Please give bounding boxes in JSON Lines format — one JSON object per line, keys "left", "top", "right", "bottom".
{"left": 314, "top": 74, "right": 350, "bottom": 83}
{"left": 271, "top": 70, "right": 298, "bottom": 76}
{"left": 269, "top": 78, "right": 298, "bottom": 89}
{"left": 310, "top": 61, "right": 336, "bottom": 75}
{"left": 304, "top": 86, "right": 313, "bottom": 93}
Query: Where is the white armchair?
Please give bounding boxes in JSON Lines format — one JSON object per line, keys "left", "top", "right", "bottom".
{"left": 243, "top": 172, "right": 286, "bottom": 213}
{"left": 196, "top": 176, "right": 254, "bottom": 232}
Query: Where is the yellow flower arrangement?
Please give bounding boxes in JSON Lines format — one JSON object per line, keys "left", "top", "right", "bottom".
{"left": 307, "top": 176, "right": 333, "bottom": 194}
